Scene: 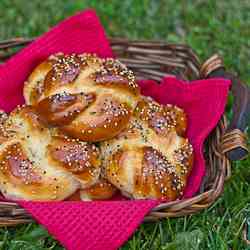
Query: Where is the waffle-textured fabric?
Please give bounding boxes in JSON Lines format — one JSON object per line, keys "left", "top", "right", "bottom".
{"left": 0, "top": 9, "right": 230, "bottom": 250}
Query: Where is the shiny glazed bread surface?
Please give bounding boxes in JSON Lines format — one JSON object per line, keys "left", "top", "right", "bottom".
{"left": 0, "top": 106, "right": 101, "bottom": 201}
{"left": 102, "top": 97, "right": 193, "bottom": 200}
{"left": 24, "top": 53, "right": 140, "bottom": 142}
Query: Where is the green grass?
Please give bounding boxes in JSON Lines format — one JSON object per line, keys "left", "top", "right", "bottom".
{"left": 0, "top": 0, "right": 250, "bottom": 249}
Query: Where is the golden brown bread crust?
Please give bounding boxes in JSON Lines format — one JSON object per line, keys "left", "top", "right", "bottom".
{"left": 23, "top": 60, "right": 53, "bottom": 104}
{"left": 66, "top": 190, "right": 81, "bottom": 201}
{"left": 35, "top": 92, "right": 96, "bottom": 126}
{"left": 80, "top": 178, "right": 117, "bottom": 201}
{"left": 60, "top": 95, "right": 132, "bottom": 141}
{"left": 48, "top": 136, "right": 101, "bottom": 187}
{"left": 102, "top": 97, "right": 193, "bottom": 200}
{"left": 24, "top": 53, "right": 140, "bottom": 142}
{"left": 0, "top": 106, "right": 101, "bottom": 200}
{"left": 134, "top": 97, "right": 187, "bottom": 136}
{"left": 65, "top": 179, "right": 117, "bottom": 201}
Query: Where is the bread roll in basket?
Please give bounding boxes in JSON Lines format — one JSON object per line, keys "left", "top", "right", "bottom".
{"left": 24, "top": 53, "right": 140, "bottom": 142}
{"left": 0, "top": 106, "right": 101, "bottom": 200}
{"left": 0, "top": 53, "right": 193, "bottom": 202}
{"left": 102, "top": 97, "right": 193, "bottom": 200}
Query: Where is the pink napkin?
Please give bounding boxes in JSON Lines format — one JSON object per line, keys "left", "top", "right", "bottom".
{"left": 0, "top": 9, "right": 230, "bottom": 250}
{"left": 0, "top": 9, "right": 113, "bottom": 112}
{"left": 139, "top": 77, "right": 230, "bottom": 198}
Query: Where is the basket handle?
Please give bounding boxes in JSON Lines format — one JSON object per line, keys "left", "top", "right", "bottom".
{"left": 200, "top": 54, "right": 250, "bottom": 161}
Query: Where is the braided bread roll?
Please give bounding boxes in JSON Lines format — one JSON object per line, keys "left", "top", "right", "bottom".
{"left": 101, "top": 97, "right": 193, "bottom": 200}
{"left": 0, "top": 106, "right": 101, "bottom": 200}
{"left": 23, "top": 53, "right": 140, "bottom": 142}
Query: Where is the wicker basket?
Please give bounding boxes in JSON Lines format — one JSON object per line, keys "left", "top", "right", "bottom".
{"left": 0, "top": 38, "right": 249, "bottom": 226}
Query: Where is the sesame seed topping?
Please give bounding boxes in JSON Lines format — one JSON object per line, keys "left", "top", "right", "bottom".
{"left": 94, "top": 57, "right": 138, "bottom": 91}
